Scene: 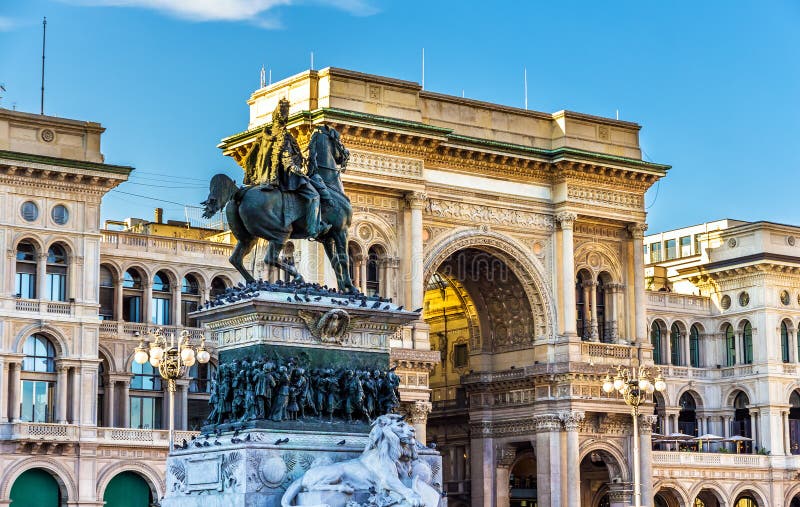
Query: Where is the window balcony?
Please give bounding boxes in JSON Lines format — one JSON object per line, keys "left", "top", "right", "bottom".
{"left": 13, "top": 299, "right": 73, "bottom": 316}
{"left": 99, "top": 321, "right": 209, "bottom": 344}
{"left": 653, "top": 450, "right": 769, "bottom": 468}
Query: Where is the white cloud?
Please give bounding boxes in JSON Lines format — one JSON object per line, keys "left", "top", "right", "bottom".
{"left": 0, "top": 16, "right": 16, "bottom": 31}
{"left": 59, "top": 0, "right": 377, "bottom": 27}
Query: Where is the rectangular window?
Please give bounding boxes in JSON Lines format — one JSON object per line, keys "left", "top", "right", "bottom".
{"left": 665, "top": 239, "right": 677, "bottom": 260}
{"left": 726, "top": 334, "right": 736, "bottom": 367}
{"left": 453, "top": 343, "right": 468, "bottom": 368}
{"left": 46, "top": 273, "right": 67, "bottom": 301}
{"left": 151, "top": 298, "right": 171, "bottom": 325}
{"left": 99, "top": 287, "right": 114, "bottom": 320}
{"left": 15, "top": 273, "right": 36, "bottom": 299}
{"left": 123, "top": 296, "right": 141, "bottom": 322}
{"left": 680, "top": 236, "right": 691, "bottom": 257}
{"left": 650, "top": 242, "right": 662, "bottom": 263}
{"left": 182, "top": 300, "right": 199, "bottom": 328}
{"left": 20, "top": 380, "right": 54, "bottom": 422}
{"left": 130, "top": 396, "right": 162, "bottom": 429}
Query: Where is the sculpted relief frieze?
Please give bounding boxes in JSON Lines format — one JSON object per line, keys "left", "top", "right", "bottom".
{"left": 425, "top": 198, "right": 554, "bottom": 231}
{"left": 347, "top": 150, "right": 423, "bottom": 179}
{"left": 567, "top": 185, "right": 643, "bottom": 210}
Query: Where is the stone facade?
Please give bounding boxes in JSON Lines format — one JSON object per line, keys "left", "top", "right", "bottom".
{"left": 645, "top": 220, "right": 800, "bottom": 507}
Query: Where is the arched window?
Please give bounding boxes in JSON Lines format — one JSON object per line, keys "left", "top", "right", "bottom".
{"left": 15, "top": 241, "right": 38, "bottom": 299}
{"left": 733, "top": 392, "right": 752, "bottom": 448}
{"left": 742, "top": 321, "right": 753, "bottom": 364}
{"left": 678, "top": 392, "right": 698, "bottom": 436}
{"left": 782, "top": 321, "right": 791, "bottom": 363}
{"left": 123, "top": 269, "right": 143, "bottom": 323}
{"left": 789, "top": 391, "right": 800, "bottom": 455}
{"left": 130, "top": 361, "right": 162, "bottom": 430}
{"left": 210, "top": 276, "right": 228, "bottom": 298}
{"left": 366, "top": 245, "right": 383, "bottom": 297}
{"left": 99, "top": 265, "right": 115, "bottom": 320}
{"left": 670, "top": 323, "right": 683, "bottom": 366}
{"left": 725, "top": 324, "right": 736, "bottom": 366}
{"left": 651, "top": 322, "right": 663, "bottom": 365}
{"left": 151, "top": 271, "right": 172, "bottom": 325}
{"left": 689, "top": 324, "right": 701, "bottom": 368}
{"left": 45, "top": 244, "right": 68, "bottom": 301}
{"left": 181, "top": 274, "right": 201, "bottom": 328}
{"left": 21, "top": 335, "right": 57, "bottom": 422}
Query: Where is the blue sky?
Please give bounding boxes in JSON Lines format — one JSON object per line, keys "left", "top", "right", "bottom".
{"left": 1, "top": 1, "right": 798, "bottom": 233}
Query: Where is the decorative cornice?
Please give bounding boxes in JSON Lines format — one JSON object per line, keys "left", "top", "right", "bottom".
{"left": 533, "top": 414, "right": 562, "bottom": 432}
{"left": 0, "top": 150, "right": 133, "bottom": 176}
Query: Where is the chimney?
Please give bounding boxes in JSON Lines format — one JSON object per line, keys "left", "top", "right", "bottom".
{"left": 154, "top": 208, "right": 164, "bottom": 224}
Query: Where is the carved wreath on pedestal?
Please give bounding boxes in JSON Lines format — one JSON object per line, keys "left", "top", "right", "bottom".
{"left": 297, "top": 308, "right": 356, "bottom": 345}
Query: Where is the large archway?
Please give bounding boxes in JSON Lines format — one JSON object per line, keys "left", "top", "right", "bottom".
{"left": 10, "top": 468, "right": 62, "bottom": 507}
{"left": 579, "top": 449, "right": 625, "bottom": 507}
{"left": 102, "top": 471, "right": 154, "bottom": 507}
{"left": 509, "top": 453, "right": 537, "bottom": 507}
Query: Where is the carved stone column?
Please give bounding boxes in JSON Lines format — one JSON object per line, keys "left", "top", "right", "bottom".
{"left": 496, "top": 445, "right": 517, "bottom": 507}
{"left": 70, "top": 366, "right": 81, "bottom": 424}
{"left": 587, "top": 280, "right": 599, "bottom": 342}
{"left": 639, "top": 414, "right": 658, "bottom": 505}
{"left": 173, "top": 285, "right": 183, "bottom": 326}
{"left": 114, "top": 276, "right": 124, "bottom": 322}
{"left": 121, "top": 378, "right": 131, "bottom": 428}
{"left": 143, "top": 279, "right": 153, "bottom": 324}
{"left": 8, "top": 361, "right": 21, "bottom": 422}
{"left": 533, "top": 414, "right": 562, "bottom": 507}
{"left": 0, "top": 358, "right": 7, "bottom": 422}
{"left": 37, "top": 253, "right": 48, "bottom": 300}
{"left": 556, "top": 212, "right": 578, "bottom": 337}
{"left": 405, "top": 192, "right": 427, "bottom": 312}
{"left": 627, "top": 223, "right": 647, "bottom": 343}
{"left": 560, "top": 410, "right": 585, "bottom": 507}
{"left": 407, "top": 400, "right": 432, "bottom": 445}
{"left": 105, "top": 379, "right": 116, "bottom": 427}
{"left": 55, "top": 363, "right": 69, "bottom": 424}
{"left": 470, "top": 421, "right": 495, "bottom": 507}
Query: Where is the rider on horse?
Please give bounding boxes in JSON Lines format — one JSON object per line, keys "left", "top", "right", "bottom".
{"left": 243, "top": 98, "right": 332, "bottom": 239}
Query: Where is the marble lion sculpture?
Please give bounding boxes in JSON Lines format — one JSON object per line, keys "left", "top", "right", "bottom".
{"left": 281, "top": 414, "right": 436, "bottom": 507}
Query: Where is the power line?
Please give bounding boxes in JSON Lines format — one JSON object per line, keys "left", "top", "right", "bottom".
{"left": 109, "top": 189, "right": 202, "bottom": 208}
{"left": 123, "top": 181, "right": 208, "bottom": 190}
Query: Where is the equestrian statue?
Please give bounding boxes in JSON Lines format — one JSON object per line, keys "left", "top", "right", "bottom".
{"left": 202, "top": 98, "right": 358, "bottom": 293}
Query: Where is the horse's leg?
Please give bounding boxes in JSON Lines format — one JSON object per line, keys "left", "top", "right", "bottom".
{"left": 332, "top": 230, "right": 358, "bottom": 294}
{"left": 226, "top": 203, "right": 257, "bottom": 283}
{"left": 264, "top": 239, "right": 304, "bottom": 284}
{"left": 321, "top": 235, "right": 343, "bottom": 287}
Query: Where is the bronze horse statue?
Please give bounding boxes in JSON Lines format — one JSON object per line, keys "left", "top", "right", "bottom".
{"left": 202, "top": 125, "right": 358, "bottom": 293}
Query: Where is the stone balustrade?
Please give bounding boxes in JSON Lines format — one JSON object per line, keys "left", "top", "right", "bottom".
{"left": 100, "top": 321, "right": 210, "bottom": 344}
{"left": 101, "top": 230, "right": 234, "bottom": 259}
{"left": 647, "top": 291, "right": 710, "bottom": 313}
{"left": 13, "top": 299, "right": 73, "bottom": 316}
{"left": 653, "top": 450, "right": 768, "bottom": 468}
{"left": 3, "top": 423, "right": 200, "bottom": 448}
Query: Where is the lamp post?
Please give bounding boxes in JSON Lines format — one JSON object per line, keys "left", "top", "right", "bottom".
{"left": 133, "top": 329, "right": 210, "bottom": 450}
{"left": 602, "top": 365, "right": 666, "bottom": 507}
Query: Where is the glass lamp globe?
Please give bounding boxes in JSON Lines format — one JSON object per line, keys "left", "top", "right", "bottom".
{"left": 183, "top": 355, "right": 196, "bottom": 367}
{"left": 197, "top": 349, "right": 211, "bottom": 364}
{"left": 150, "top": 344, "right": 165, "bottom": 361}
{"left": 654, "top": 378, "right": 667, "bottom": 392}
{"left": 149, "top": 356, "right": 161, "bottom": 368}
{"left": 638, "top": 378, "right": 650, "bottom": 390}
{"left": 613, "top": 376, "right": 624, "bottom": 391}
{"left": 602, "top": 380, "right": 614, "bottom": 393}
{"left": 646, "top": 383, "right": 655, "bottom": 394}
{"left": 181, "top": 347, "right": 195, "bottom": 362}
{"left": 134, "top": 348, "right": 149, "bottom": 365}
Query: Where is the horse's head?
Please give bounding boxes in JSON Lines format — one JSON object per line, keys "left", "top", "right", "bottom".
{"left": 312, "top": 125, "right": 349, "bottom": 171}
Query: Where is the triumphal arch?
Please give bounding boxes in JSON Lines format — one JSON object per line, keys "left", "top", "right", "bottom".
{"left": 218, "top": 67, "right": 669, "bottom": 507}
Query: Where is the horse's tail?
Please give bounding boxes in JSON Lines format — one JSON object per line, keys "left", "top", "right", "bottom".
{"left": 201, "top": 174, "right": 239, "bottom": 219}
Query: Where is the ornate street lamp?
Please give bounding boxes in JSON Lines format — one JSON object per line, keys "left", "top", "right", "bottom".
{"left": 133, "top": 329, "right": 211, "bottom": 450}
{"left": 602, "top": 365, "right": 666, "bottom": 507}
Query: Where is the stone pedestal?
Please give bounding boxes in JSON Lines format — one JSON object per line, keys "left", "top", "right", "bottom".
{"left": 162, "top": 285, "right": 443, "bottom": 507}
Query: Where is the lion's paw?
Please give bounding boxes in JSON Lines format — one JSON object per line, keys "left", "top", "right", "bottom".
{"left": 407, "top": 492, "right": 424, "bottom": 507}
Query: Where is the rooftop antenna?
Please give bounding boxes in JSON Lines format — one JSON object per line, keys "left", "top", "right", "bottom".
{"left": 40, "top": 17, "right": 47, "bottom": 115}
{"left": 0, "top": 83, "right": 5, "bottom": 107}
{"left": 461, "top": 89, "right": 465, "bottom": 98}
{"left": 616, "top": 109, "right": 619, "bottom": 120}
{"left": 524, "top": 67, "right": 528, "bottom": 110}
{"left": 269, "top": 68, "right": 272, "bottom": 85}
{"left": 421, "top": 48, "right": 425, "bottom": 90}
{"left": 310, "top": 51, "right": 314, "bottom": 71}
{"left": 260, "top": 65, "right": 266, "bottom": 88}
